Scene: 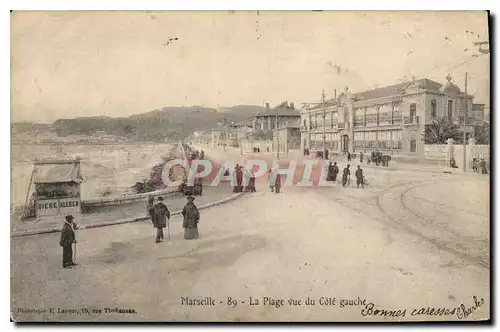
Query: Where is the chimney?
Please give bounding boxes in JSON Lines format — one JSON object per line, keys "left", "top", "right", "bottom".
{"left": 265, "top": 102, "right": 270, "bottom": 109}
{"left": 334, "top": 89, "right": 337, "bottom": 100}
{"left": 290, "top": 102, "right": 295, "bottom": 109}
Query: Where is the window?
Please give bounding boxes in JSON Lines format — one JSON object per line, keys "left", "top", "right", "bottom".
{"left": 448, "top": 100, "right": 453, "bottom": 121}
{"left": 303, "top": 119, "right": 307, "bottom": 127}
{"left": 431, "top": 99, "right": 437, "bottom": 118}
{"left": 409, "top": 103, "right": 416, "bottom": 118}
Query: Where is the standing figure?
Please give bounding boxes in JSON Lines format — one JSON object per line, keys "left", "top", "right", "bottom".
{"left": 275, "top": 172, "right": 282, "bottom": 193}
{"left": 268, "top": 168, "right": 277, "bottom": 192}
{"left": 236, "top": 166, "right": 244, "bottom": 192}
{"left": 342, "top": 164, "right": 351, "bottom": 188}
{"left": 60, "top": 215, "right": 77, "bottom": 268}
{"left": 147, "top": 194, "right": 154, "bottom": 216}
{"left": 332, "top": 162, "right": 339, "bottom": 183}
{"left": 248, "top": 171, "right": 256, "bottom": 192}
{"left": 182, "top": 196, "right": 200, "bottom": 240}
{"left": 200, "top": 150, "right": 205, "bottom": 160}
{"left": 326, "top": 162, "right": 334, "bottom": 181}
{"left": 355, "top": 165, "right": 364, "bottom": 189}
{"left": 347, "top": 152, "right": 352, "bottom": 162}
{"left": 153, "top": 197, "right": 170, "bottom": 243}
{"left": 325, "top": 149, "right": 329, "bottom": 160}
{"left": 472, "top": 158, "right": 478, "bottom": 173}
{"left": 232, "top": 165, "right": 240, "bottom": 193}
{"left": 480, "top": 159, "right": 488, "bottom": 174}
{"left": 360, "top": 152, "right": 364, "bottom": 163}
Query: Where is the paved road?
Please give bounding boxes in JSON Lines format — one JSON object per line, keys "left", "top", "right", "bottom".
{"left": 11, "top": 164, "right": 489, "bottom": 322}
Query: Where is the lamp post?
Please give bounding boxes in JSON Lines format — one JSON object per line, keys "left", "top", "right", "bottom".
{"left": 322, "top": 89, "right": 326, "bottom": 160}
{"left": 276, "top": 105, "right": 280, "bottom": 161}
{"left": 463, "top": 72, "right": 468, "bottom": 172}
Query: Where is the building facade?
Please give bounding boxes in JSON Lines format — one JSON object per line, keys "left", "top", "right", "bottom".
{"left": 301, "top": 75, "right": 482, "bottom": 156}
{"left": 252, "top": 101, "right": 301, "bottom": 132}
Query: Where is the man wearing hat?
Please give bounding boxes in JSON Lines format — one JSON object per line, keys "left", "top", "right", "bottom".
{"left": 152, "top": 197, "right": 170, "bottom": 243}
{"left": 182, "top": 196, "right": 200, "bottom": 240}
{"left": 59, "top": 215, "right": 77, "bottom": 268}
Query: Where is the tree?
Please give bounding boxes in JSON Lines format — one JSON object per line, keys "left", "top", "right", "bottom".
{"left": 424, "top": 117, "right": 463, "bottom": 144}
{"left": 474, "top": 123, "right": 490, "bottom": 144}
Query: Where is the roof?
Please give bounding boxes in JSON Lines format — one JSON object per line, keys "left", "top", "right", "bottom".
{"left": 255, "top": 102, "right": 301, "bottom": 117}
{"left": 309, "top": 99, "right": 337, "bottom": 110}
{"left": 34, "top": 160, "right": 83, "bottom": 184}
{"left": 354, "top": 78, "right": 443, "bottom": 101}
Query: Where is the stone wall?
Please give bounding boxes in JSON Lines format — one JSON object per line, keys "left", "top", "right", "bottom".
{"left": 424, "top": 141, "right": 490, "bottom": 168}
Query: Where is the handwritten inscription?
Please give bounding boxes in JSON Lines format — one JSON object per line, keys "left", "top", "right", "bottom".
{"left": 178, "top": 295, "right": 485, "bottom": 320}
{"left": 360, "top": 296, "right": 485, "bottom": 319}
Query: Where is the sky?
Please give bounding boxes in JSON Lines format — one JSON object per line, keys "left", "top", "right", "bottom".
{"left": 11, "top": 11, "right": 490, "bottom": 123}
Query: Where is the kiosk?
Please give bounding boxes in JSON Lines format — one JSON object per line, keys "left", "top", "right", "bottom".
{"left": 23, "top": 158, "right": 84, "bottom": 219}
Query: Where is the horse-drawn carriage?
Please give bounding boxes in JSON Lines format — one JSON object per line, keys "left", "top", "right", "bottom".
{"left": 368, "top": 152, "right": 391, "bottom": 166}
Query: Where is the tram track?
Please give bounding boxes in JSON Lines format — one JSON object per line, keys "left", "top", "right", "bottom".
{"left": 375, "top": 179, "right": 489, "bottom": 269}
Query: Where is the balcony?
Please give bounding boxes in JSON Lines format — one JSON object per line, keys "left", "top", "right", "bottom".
{"left": 403, "top": 116, "right": 419, "bottom": 125}
{"left": 392, "top": 117, "right": 402, "bottom": 125}
{"left": 353, "top": 121, "right": 365, "bottom": 128}
{"left": 338, "top": 122, "right": 346, "bottom": 129}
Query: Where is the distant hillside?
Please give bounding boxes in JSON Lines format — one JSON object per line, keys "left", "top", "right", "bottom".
{"left": 11, "top": 122, "right": 51, "bottom": 135}
{"left": 13, "top": 105, "right": 265, "bottom": 142}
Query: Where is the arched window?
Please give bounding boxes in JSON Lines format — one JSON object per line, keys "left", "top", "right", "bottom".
{"left": 431, "top": 100, "right": 437, "bottom": 118}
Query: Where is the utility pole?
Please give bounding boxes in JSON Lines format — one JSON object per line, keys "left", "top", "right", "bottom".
{"left": 463, "top": 72, "right": 468, "bottom": 172}
{"left": 276, "top": 104, "right": 280, "bottom": 160}
{"left": 322, "top": 89, "right": 326, "bottom": 160}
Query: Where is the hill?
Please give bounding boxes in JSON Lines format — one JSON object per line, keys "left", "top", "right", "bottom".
{"left": 14, "top": 105, "right": 265, "bottom": 142}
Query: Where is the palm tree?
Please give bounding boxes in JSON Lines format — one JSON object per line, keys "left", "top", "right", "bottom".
{"left": 424, "top": 117, "right": 463, "bottom": 144}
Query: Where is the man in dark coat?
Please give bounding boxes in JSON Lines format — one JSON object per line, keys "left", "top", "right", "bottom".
{"left": 480, "top": 159, "right": 488, "bottom": 174}
{"left": 275, "top": 172, "right": 282, "bottom": 193}
{"left": 236, "top": 166, "right": 244, "bottom": 192}
{"left": 232, "top": 165, "right": 240, "bottom": 193}
{"left": 326, "top": 162, "right": 334, "bottom": 181}
{"left": 332, "top": 162, "right": 339, "bottom": 182}
{"left": 182, "top": 196, "right": 200, "bottom": 240}
{"left": 347, "top": 152, "right": 351, "bottom": 162}
{"left": 355, "top": 165, "right": 364, "bottom": 188}
{"left": 360, "top": 152, "right": 364, "bottom": 163}
{"left": 152, "top": 197, "right": 170, "bottom": 243}
{"left": 342, "top": 164, "right": 351, "bottom": 188}
{"left": 60, "top": 215, "right": 77, "bottom": 268}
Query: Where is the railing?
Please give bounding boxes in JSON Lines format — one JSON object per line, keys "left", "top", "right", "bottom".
{"left": 353, "top": 121, "right": 365, "bottom": 128}
{"left": 403, "top": 116, "right": 419, "bottom": 125}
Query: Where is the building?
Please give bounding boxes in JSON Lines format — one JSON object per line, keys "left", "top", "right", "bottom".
{"left": 252, "top": 102, "right": 301, "bottom": 132}
{"left": 211, "top": 121, "right": 253, "bottom": 147}
{"left": 301, "top": 75, "right": 483, "bottom": 156}
{"left": 273, "top": 123, "right": 302, "bottom": 155}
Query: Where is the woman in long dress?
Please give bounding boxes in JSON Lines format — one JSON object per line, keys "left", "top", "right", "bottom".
{"left": 182, "top": 196, "right": 200, "bottom": 240}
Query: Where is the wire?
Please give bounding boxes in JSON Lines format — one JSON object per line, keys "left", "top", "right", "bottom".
{"left": 396, "top": 52, "right": 489, "bottom": 84}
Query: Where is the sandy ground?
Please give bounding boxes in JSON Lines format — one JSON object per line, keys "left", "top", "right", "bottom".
{"left": 11, "top": 147, "right": 490, "bottom": 322}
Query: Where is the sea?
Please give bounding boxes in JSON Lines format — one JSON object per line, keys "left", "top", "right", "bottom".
{"left": 10, "top": 143, "right": 176, "bottom": 207}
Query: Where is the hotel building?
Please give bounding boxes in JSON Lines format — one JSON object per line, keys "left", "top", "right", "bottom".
{"left": 300, "top": 75, "right": 484, "bottom": 156}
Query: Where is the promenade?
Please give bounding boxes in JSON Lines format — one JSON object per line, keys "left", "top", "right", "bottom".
{"left": 11, "top": 145, "right": 490, "bottom": 322}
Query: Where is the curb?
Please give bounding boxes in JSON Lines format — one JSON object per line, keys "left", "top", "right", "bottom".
{"left": 11, "top": 192, "right": 245, "bottom": 238}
